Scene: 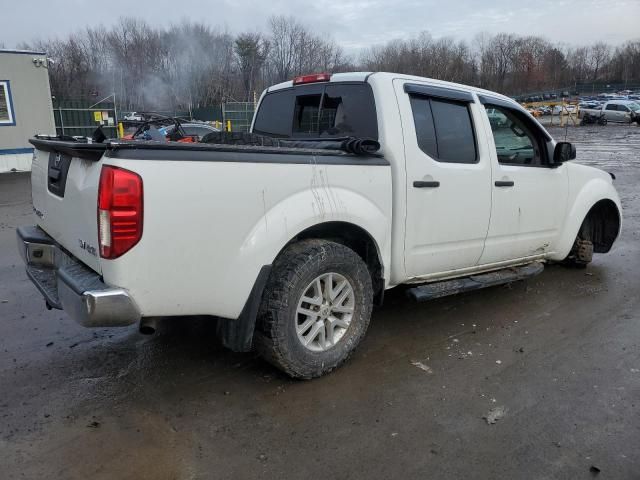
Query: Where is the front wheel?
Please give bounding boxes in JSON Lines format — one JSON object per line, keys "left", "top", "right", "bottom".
{"left": 563, "top": 217, "right": 594, "bottom": 268}
{"left": 255, "top": 239, "right": 373, "bottom": 379}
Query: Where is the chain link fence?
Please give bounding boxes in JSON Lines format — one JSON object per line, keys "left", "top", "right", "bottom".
{"left": 52, "top": 99, "right": 257, "bottom": 136}
{"left": 52, "top": 99, "right": 117, "bottom": 138}
{"left": 222, "top": 102, "right": 256, "bottom": 132}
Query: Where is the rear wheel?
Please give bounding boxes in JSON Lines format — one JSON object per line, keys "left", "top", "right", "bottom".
{"left": 255, "top": 239, "right": 373, "bottom": 379}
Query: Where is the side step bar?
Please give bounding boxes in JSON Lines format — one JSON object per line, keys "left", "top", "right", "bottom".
{"left": 407, "top": 262, "right": 544, "bottom": 302}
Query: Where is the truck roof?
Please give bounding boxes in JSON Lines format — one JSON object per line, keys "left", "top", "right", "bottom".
{"left": 266, "top": 72, "right": 374, "bottom": 92}
{"left": 265, "top": 71, "right": 519, "bottom": 108}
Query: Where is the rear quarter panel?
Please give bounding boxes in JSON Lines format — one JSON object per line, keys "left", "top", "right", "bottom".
{"left": 99, "top": 157, "right": 392, "bottom": 319}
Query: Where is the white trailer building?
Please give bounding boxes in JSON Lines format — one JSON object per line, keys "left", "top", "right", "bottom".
{"left": 0, "top": 49, "right": 56, "bottom": 173}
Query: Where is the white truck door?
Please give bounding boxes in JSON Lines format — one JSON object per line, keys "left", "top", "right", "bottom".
{"left": 604, "top": 103, "right": 618, "bottom": 122}
{"left": 395, "top": 80, "right": 492, "bottom": 277}
{"left": 478, "top": 98, "right": 568, "bottom": 264}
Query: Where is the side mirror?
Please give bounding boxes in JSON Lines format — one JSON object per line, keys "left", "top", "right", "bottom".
{"left": 553, "top": 141, "right": 576, "bottom": 165}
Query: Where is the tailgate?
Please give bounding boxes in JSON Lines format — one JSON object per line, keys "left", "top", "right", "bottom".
{"left": 29, "top": 139, "right": 107, "bottom": 273}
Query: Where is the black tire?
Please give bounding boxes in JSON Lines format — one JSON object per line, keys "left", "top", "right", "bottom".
{"left": 255, "top": 239, "right": 373, "bottom": 379}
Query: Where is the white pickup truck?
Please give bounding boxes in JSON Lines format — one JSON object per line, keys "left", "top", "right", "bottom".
{"left": 19, "top": 72, "right": 621, "bottom": 378}
{"left": 580, "top": 99, "right": 640, "bottom": 124}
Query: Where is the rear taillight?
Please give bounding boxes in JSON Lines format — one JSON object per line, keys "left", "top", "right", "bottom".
{"left": 98, "top": 165, "right": 143, "bottom": 259}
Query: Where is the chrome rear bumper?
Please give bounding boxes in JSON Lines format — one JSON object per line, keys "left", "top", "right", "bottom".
{"left": 17, "top": 226, "right": 140, "bottom": 327}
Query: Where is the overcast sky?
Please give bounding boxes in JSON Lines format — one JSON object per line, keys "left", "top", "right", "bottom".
{"left": 2, "top": 0, "right": 639, "bottom": 53}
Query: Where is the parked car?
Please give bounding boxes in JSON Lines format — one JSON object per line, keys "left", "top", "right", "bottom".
{"left": 123, "top": 111, "right": 143, "bottom": 121}
{"left": 21, "top": 72, "right": 622, "bottom": 378}
{"left": 159, "top": 122, "right": 220, "bottom": 140}
{"left": 579, "top": 101, "right": 600, "bottom": 109}
{"left": 121, "top": 114, "right": 219, "bottom": 142}
{"left": 552, "top": 105, "right": 574, "bottom": 115}
{"left": 581, "top": 100, "right": 640, "bottom": 123}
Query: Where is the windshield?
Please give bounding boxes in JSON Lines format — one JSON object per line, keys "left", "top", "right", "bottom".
{"left": 629, "top": 102, "right": 640, "bottom": 112}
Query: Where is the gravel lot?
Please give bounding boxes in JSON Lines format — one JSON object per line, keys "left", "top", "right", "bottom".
{"left": 1, "top": 124, "right": 639, "bottom": 479}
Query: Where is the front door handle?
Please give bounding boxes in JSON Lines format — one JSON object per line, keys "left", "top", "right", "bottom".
{"left": 495, "top": 180, "right": 515, "bottom": 187}
{"left": 413, "top": 180, "right": 440, "bottom": 188}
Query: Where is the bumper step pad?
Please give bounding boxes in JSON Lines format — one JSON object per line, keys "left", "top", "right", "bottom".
{"left": 26, "top": 266, "right": 62, "bottom": 309}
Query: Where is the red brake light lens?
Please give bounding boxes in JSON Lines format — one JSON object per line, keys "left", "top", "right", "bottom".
{"left": 292, "top": 73, "right": 332, "bottom": 85}
{"left": 98, "top": 165, "right": 143, "bottom": 259}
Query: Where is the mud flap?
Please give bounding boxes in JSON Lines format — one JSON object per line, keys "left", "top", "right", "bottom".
{"left": 216, "top": 265, "right": 272, "bottom": 352}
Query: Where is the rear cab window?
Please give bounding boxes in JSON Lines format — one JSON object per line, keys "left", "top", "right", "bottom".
{"left": 253, "top": 82, "right": 378, "bottom": 140}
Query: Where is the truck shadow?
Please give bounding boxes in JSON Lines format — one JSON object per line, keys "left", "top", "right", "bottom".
{"left": 110, "top": 261, "right": 604, "bottom": 388}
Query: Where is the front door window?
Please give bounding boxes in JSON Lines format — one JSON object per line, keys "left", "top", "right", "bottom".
{"left": 485, "top": 105, "right": 544, "bottom": 166}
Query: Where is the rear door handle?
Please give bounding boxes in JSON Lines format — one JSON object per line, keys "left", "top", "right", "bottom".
{"left": 413, "top": 181, "right": 440, "bottom": 188}
{"left": 495, "top": 180, "right": 515, "bottom": 187}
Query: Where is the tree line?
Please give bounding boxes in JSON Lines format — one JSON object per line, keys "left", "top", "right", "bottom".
{"left": 19, "top": 16, "right": 640, "bottom": 112}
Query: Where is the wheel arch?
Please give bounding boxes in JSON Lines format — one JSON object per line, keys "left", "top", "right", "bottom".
{"left": 278, "top": 221, "right": 386, "bottom": 304}
{"left": 238, "top": 186, "right": 391, "bottom": 301}
{"left": 578, "top": 199, "right": 621, "bottom": 253}
{"left": 552, "top": 183, "right": 622, "bottom": 261}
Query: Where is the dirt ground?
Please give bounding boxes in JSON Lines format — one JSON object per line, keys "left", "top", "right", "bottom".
{"left": 1, "top": 124, "right": 639, "bottom": 479}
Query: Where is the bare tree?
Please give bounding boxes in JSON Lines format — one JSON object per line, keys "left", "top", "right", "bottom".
{"left": 19, "top": 16, "right": 640, "bottom": 111}
{"left": 589, "top": 42, "right": 611, "bottom": 81}
{"left": 235, "top": 33, "right": 269, "bottom": 102}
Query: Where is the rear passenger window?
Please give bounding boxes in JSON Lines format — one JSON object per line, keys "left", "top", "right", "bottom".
{"left": 409, "top": 95, "right": 477, "bottom": 164}
{"left": 605, "top": 104, "right": 618, "bottom": 111}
